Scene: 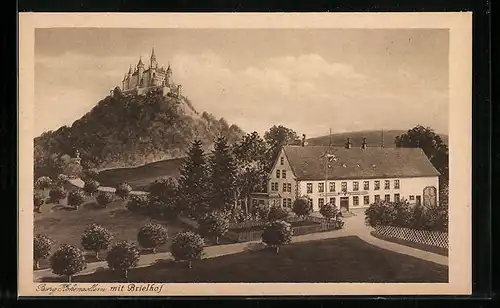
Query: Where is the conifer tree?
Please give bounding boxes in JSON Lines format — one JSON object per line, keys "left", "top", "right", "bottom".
{"left": 208, "top": 135, "right": 238, "bottom": 212}
{"left": 178, "top": 139, "right": 210, "bottom": 219}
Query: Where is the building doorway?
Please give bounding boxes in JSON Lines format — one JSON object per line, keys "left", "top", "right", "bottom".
{"left": 340, "top": 197, "right": 349, "bottom": 213}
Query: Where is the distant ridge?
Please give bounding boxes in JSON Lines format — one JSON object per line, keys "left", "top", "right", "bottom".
{"left": 306, "top": 130, "right": 448, "bottom": 148}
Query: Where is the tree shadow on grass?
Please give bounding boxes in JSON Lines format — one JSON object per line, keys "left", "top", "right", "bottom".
{"left": 82, "top": 202, "right": 104, "bottom": 210}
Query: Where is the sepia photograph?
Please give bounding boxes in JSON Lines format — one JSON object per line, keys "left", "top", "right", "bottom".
{"left": 18, "top": 13, "right": 472, "bottom": 296}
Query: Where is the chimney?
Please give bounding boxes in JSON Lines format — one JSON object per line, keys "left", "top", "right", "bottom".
{"left": 301, "top": 134, "right": 306, "bottom": 147}
{"left": 361, "top": 137, "right": 367, "bottom": 149}
{"left": 345, "top": 137, "right": 352, "bottom": 149}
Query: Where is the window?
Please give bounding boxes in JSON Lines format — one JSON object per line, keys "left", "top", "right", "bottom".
{"left": 341, "top": 182, "right": 347, "bottom": 192}
{"left": 374, "top": 181, "right": 380, "bottom": 190}
{"left": 282, "top": 170, "right": 286, "bottom": 179}
{"left": 353, "top": 196, "right": 359, "bottom": 206}
{"left": 275, "top": 199, "right": 281, "bottom": 207}
{"left": 353, "top": 181, "right": 359, "bottom": 191}
{"left": 259, "top": 200, "right": 265, "bottom": 205}
{"left": 385, "top": 194, "right": 390, "bottom": 202}
{"left": 394, "top": 193, "right": 400, "bottom": 202}
{"left": 374, "top": 195, "right": 380, "bottom": 203}
{"left": 283, "top": 198, "right": 287, "bottom": 207}
{"left": 287, "top": 198, "right": 292, "bottom": 208}
{"left": 307, "top": 183, "right": 313, "bottom": 193}
{"left": 409, "top": 195, "right": 415, "bottom": 201}
{"left": 364, "top": 196, "right": 370, "bottom": 205}
{"left": 363, "top": 181, "right": 369, "bottom": 190}
{"left": 287, "top": 183, "right": 292, "bottom": 193}
{"left": 384, "top": 180, "right": 390, "bottom": 190}
{"left": 318, "top": 198, "right": 325, "bottom": 207}
{"left": 329, "top": 182, "right": 336, "bottom": 192}
{"left": 283, "top": 183, "right": 287, "bottom": 192}
{"left": 394, "top": 180, "right": 400, "bottom": 189}
{"left": 280, "top": 157, "right": 284, "bottom": 165}
{"left": 416, "top": 195, "right": 422, "bottom": 205}
{"left": 308, "top": 198, "right": 313, "bottom": 207}
{"left": 318, "top": 183, "right": 325, "bottom": 193}
{"left": 276, "top": 170, "right": 280, "bottom": 178}
{"left": 271, "top": 183, "right": 278, "bottom": 191}
{"left": 252, "top": 199, "right": 258, "bottom": 206}
{"left": 329, "top": 197, "right": 336, "bottom": 205}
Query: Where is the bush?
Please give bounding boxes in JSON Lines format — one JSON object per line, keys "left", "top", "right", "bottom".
{"left": 34, "top": 234, "right": 53, "bottom": 269}
{"left": 127, "top": 194, "right": 150, "bottom": 212}
{"left": 170, "top": 231, "right": 205, "bottom": 268}
{"left": 198, "top": 211, "right": 230, "bottom": 244}
{"left": 82, "top": 168, "right": 99, "bottom": 181}
{"left": 148, "top": 196, "right": 179, "bottom": 219}
{"left": 56, "top": 174, "right": 69, "bottom": 185}
{"left": 292, "top": 197, "right": 312, "bottom": 218}
{"left": 261, "top": 220, "right": 293, "bottom": 254}
{"left": 34, "top": 191, "right": 45, "bottom": 213}
{"left": 137, "top": 223, "right": 169, "bottom": 253}
{"left": 115, "top": 182, "right": 132, "bottom": 200}
{"left": 319, "top": 202, "right": 339, "bottom": 221}
{"left": 106, "top": 241, "right": 140, "bottom": 279}
{"left": 81, "top": 223, "right": 113, "bottom": 259}
{"left": 67, "top": 189, "right": 86, "bottom": 209}
{"left": 267, "top": 205, "right": 289, "bottom": 222}
{"left": 96, "top": 191, "right": 114, "bottom": 208}
{"left": 83, "top": 179, "right": 100, "bottom": 196}
{"left": 251, "top": 203, "right": 270, "bottom": 221}
{"left": 49, "top": 186, "right": 67, "bottom": 204}
{"left": 50, "top": 244, "right": 86, "bottom": 282}
{"left": 35, "top": 176, "right": 52, "bottom": 190}
{"left": 149, "top": 177, "right": 178, "bottom": 201}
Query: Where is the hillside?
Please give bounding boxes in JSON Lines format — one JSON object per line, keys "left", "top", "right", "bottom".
{"left": 306, "top": 130, "right": 448, "bottom": 148}
{"left": 34, "top": 89, "right": 245, "bottom": 177}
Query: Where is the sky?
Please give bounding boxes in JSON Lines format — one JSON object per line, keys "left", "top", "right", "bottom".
{"left": 35, "top": 28, "right": 449, "bottom": 138}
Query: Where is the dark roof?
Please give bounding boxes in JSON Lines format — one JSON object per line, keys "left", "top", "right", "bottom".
{"left": 283, "top": 145, "right": 440, "bottom": 181}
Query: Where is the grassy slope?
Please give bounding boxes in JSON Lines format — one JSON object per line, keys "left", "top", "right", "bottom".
{"left": 34, "top": 194, "right": 190, "bottom": 269}
{"left": 62, "top": 236, "right": 447, "bottom": 283}
{"left": 307, "top": 130, "right": 449, "bottom": 147}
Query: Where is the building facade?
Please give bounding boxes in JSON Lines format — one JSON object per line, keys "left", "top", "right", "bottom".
{"left": 252, "top": 141, "right": 440, "bottom": 212}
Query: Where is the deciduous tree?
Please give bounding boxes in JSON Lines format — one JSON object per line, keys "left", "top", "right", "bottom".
{"left": 81, "top": 223, "right": 113, "bottom": 260}
{"left": 67, "top": 189, "right": 86, "bottom": 209}
{"left": 49, "top": 186, "right": 67, "bottom": 204}
{"left": 96, "top": 191, "right": 114, "bottom": 208}
{"left": 262, "top": 220, "right": 293, "bottom": 254}
{"left": 106, "top": 241, "right": 140, "bottom": 279}
{"left": 83, "top": 179, "right": 100, "bottom": 196}
{"left": 170, "top": 231, "right": 205, "bottom": 269}
{"left": 198, "top": 211, "right": 230, "bottom": 244}
{"left": 115, "top": 182, "right": 132, "bottom": 200}
{"left": 137, "top": 223, "right": 169, "bottom": 253}
{"left": 50, "top": 244, "right": 86, "bottom": 282}
{"left": 292, "top": 197, "right": 312, "bottom": 219}
{"left": 34, "top": 234, "right": 53, "bottom": 269}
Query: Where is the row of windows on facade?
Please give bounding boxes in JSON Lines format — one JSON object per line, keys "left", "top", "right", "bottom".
{"left": 271, "top": 182, "right": 292, "bottom": 192}
{"left": 305, "top": 179, "right": 400, "bottom": 194}
{"left": 313, "top": 193, "right": 421, "bottom": 207}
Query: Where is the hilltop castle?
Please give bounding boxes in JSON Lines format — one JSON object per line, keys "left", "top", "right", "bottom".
{"left": 113, "top": 47, "right": 198, "bottom": 118}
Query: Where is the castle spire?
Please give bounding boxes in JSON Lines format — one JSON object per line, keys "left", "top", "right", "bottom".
{"left": 128, "top": 64, "right": 132, "bottom": 74}
{"left": 137, "top": 56, "right": 144, "bottom": 67}
{"left": 151, "top": 46, "right": 156, "bottom": 61}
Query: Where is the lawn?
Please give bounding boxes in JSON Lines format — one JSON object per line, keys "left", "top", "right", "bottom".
{"left": 96, "top": 157, "right": 184, "bottom": 191}
{"left": 57, "top": 236, "right": 448, "bottom": 283}
{"left": 34, "top": 194, "right": 191, "bottom": 269}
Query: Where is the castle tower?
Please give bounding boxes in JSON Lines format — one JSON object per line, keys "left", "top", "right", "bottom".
{"left": 127, "top": 65, "right": 132, "bottom": 89}
{"left": 137, "top": 57, "right": 145, "bottom": 86}
{"left": 150, "top": 47, "right": 158, "bottom": 69}
{"left": 177, "top": 84, "right": 182, "bottom": 97}
{"left": 166, "top": 63, "right": 172, "bottom": 84}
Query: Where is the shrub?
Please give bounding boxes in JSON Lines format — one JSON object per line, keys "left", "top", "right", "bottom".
{"left": 33, "top": 234, "right": 53, "bottom": 269}
{"left": 149, "top": 177, "right": 178, "bottom": 201}
{"left": 96, "top": 191, "right": 114, "bottom": 208}
{"left": 148, "top": 196, "right": 179, "bottom": 219}
{"left": 261, "top": 220, "right": 293, "bottom": 254}
{"left": 34, "top": 191, "right": 45, "bottom": 213}
{"left": 82, "top": 168, "right": 99, "bottom": 181}
{"left": 267, "top": 205, "right": 289, "bottom": 222}
{"left": 292, "top": 197, "right": 312, "bottom": 218}
{"left": 198, "top": 211, "right": 230, "bottom": 244}
{"left": 137, "top": 223, "right": 169, "bottom": 253}
{"left": 56, "top": 174, "right": 69, "bottom": 185}
{"left": 365, "top": 201, "right": 396, "bottom": 227}
{"left": 83, "top": 179, "right": 100, "bottom": 196}
{"left": 67, "top": 189, "right": 86, "bottom": 209}
{"left": 49, "top": 186, "right": 67, "bottom": 204}
{"left": 127, "top": 194, "right": 150, "bottom": 212}
{"left": 106, "top": 241, "right": 140, "bottom": 279}
{"left": 319, "top": 202, "right": 339, "bottom": 221}
{"left": 170, "top": 231, "right": 205, "bottom": 268}
{"left": 35, "top": 176, "right": 52, "bottom": 190}
{"left": 81, "top": 223, "right": 113, "bottom": 259}
{"left": 251, "top": 203, "right": 270, "bottom": 221}
{"left": 115, "top": 182, "right": 132, "bottom": 200}
{"left": 50, "top": 244, "right": 86, "bottom": 282}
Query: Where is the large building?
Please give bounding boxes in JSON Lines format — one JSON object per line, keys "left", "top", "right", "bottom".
{"left": 251, "top": 139, "right": 440, "bottom": 212}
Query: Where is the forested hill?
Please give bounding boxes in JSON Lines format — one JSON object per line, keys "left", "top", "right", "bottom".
{"left": 307, "top": 130, "right": 448, "bottom": 148}
{"left": 34, "top": 89, "right": 245, "bottom": 175}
